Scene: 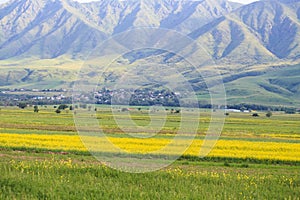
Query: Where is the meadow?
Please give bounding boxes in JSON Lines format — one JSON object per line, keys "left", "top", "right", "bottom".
{"left": 0, "top": 106, "right": 299, "bottom": 199}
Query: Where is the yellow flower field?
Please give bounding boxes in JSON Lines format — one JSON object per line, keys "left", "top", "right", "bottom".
{"left": 0, "top": 133, "right": 299, "bottom": 162}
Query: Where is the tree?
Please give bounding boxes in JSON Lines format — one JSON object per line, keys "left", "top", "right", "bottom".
{"left": 18, "top": 102, "right": 27, "bottom": 109}
{"left": 34, "top": 105, "right": 39, "bottom": 113}
{"left": 58, "top": 104, "right": 68, "bottom": 110}
{"left": 69, "top": 105, "right": 73, "bottom": 111}
{"left": 55, "top": 109, "right": 61, "bottom": 114}
{"left": 266, "top": 111, "right": 272, "bottom": 118}
{"left": 285, "top": 108, "right": 296, "bottom": 114}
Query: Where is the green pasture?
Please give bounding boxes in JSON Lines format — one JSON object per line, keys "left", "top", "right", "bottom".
{"left": 0, "top": 106, "right": 299, "bottom": 199}
{"left": 0, "top": 150, "right": 299, "bottom": 200}
{"left": 0, "top": 106, "right": 299, "bottom": 138}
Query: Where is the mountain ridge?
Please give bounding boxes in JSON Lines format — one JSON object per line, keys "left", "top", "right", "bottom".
{"left": 0, "top": 0, "right": 240, "bottom": 59}
{"left": 0, "top": 0, "right": 299, "bottom": 106}
{"left": 1, "top": 0, "right": 299, "bottom": 63}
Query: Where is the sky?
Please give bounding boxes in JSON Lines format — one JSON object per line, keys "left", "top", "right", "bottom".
{"left": 0, "top": 0, "right": 259, "bottom": 4}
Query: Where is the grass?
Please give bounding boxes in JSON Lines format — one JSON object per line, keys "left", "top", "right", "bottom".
{"left": 0, "top": 106, "right": 299, "bottom": 199}
{"left": 1, "top": 106, "right": 299, "bottom": 137}
{"left": 222, "top": 64, "right": 300, "bottom": 106}
{"left": 0, "top": 150, "right": 299, "bottom": 200}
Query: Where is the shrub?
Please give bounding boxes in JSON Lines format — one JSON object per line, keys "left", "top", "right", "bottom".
{"left": 266, "top": 111, "right": 272, "bottom": 118}
{"left": 58, "top": 104, "right": 68, "bottom": 110}
{"left": 18, "top": 102, "right": 27, "bottom": 109}
{"left": 34, "top": 105, "right": 39, "bottom": 113}
{"left": 285, "top": 108, "right": 296, "bottom": 114}
{"left": 55, "top": 109, "right": 61, "bottom": 114}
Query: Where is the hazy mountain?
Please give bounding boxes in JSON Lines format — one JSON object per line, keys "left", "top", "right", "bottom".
{"left": 234, "top": 0, "right": 300, "bottom": 60}
{"left": 1, "top": 0, "right": 299, "bottom": 64}
{"left": 69, "top": 0, "right": 241, "bottom": 34}
{"left": 0, "top": 0, "right": 239, "bottom": 59}
{"left": 190, "top": 0, "right": 300, "bottom": 66}
{"left": 0, "top": 0, "right": 107, "bottom": 59}
{"left": 0, "top": 0, "right": 299, "bottom": 106}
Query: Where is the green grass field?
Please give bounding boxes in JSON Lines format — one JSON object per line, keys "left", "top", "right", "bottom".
{"left": 1, "top": 150, "right": 299, "bottom": 200}
{"left": 0, "top": 106, "right": 299, "bottom": 199}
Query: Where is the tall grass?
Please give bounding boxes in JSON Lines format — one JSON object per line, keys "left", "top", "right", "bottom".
{"left": 0, "top": 155, "right": 299, "bottom": 200}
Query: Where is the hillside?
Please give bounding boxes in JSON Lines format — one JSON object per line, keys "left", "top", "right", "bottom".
{"left": 0, "top": 0, "right": 299, "bottom": 106}
{"left": 0, "top": 0, "right": 238, "bottom": 59}
{"left": 190, "top": 0, "right": 300, "bottom": 65}
{"left": 0, "top": 0, "right": 106, "bottom": 59}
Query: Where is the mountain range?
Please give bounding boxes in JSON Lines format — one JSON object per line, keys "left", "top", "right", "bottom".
{"left": 0, "top": 0, "right": 299, "bottom": 106}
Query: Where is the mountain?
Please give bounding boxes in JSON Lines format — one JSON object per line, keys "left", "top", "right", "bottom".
{"left": 190, "top": 0, "right": 300, "bottom": 66}
{"left": 0, "top": 0, "right": 239, "bottom": 59}
{"left": 0, "top": 0, "right": 299, "bottom": 106}
{"left": 189, "top": 0, "right": 300, "bottom": 105}
{"left": 0, "top": 0, "right": 107, "bottom": 59}
{"left": 233, "top": 0, "right": 300, "bottom": 60}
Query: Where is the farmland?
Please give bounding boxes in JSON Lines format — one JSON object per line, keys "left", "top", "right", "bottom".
{"left": 0, "top": 106, "right": 299, "bottom": 199}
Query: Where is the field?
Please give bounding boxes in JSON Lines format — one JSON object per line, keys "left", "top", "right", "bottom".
{"left": 0, "top": 106, "right": 299, "bottom": 199}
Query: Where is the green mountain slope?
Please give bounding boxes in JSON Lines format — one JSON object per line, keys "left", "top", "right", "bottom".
{"left": 222, "top": 64, "right": 300, "bottom": 106}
